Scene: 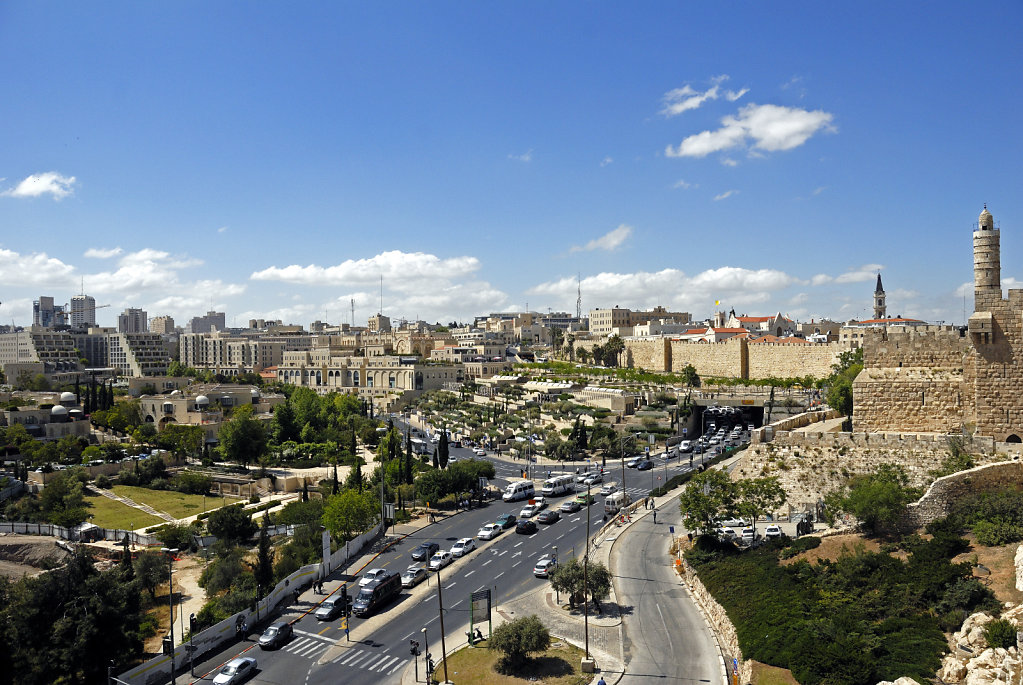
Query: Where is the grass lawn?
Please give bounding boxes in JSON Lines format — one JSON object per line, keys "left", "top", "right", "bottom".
{"left": 751, "top": 662, "right": 800, "bottom": 685}
{"left": 434, "top": 638, "right": 590, "bottom": 685}
{"left": 112, "top": 485, "right": 241, "bottom": 520}
{"left": 84, "top": 495, "right": 163, "bottom": 530}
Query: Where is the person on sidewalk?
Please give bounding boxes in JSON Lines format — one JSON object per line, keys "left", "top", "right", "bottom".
{"left": 652, "top": 510, "right": 657, "bottom": 524}
{"left": 597, "top": 677, "right": 606, "bottom": 685}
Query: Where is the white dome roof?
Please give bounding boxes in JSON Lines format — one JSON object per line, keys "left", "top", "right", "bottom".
{"left": 51, "top": 405, "right": 68, "bottom": 415}
{"left": 170, "top": 389, "right": 182, "bottom": 396}
{"left": 60, "top": 392, "right": 76, "bottom": 402}
{"left": 195, "top": 395, "right": 210, "bottom": 405}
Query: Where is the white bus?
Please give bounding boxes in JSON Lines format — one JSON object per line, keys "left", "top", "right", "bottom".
{"left": 541, "top": 475, "right": 575, "bottom": 497}
{"left": 502, "top": 480, "right": 535, "bottom": 502}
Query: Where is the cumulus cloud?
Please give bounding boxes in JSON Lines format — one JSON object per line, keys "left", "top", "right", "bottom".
{"left": 508, "top": 149, "right": 533, "bottom": 162}
{"left": 528, "top": 266, "right": 798, "bottom": 315}
{"left": 811, "top": 264, "right": 884, "bottom": 286}
{"left": 600, "top": 156, "right": 613, "bottom": 167}
{"left": 0, "top": 248, "right": 76, "bottom": 286}
{"left": 665, "top": 103, "right": 835, "bottom": 158}
{"left": 569, "top": 225, "right": 633, "bottom": 253}
{"left": 673, "top": 179, "right": 692, "bottom": 190}
{"left": 1, "top": 172, "right": 77, "bottom": 200}
{"left": 713, "top": 190, "right": 738, "bottom": 201}
{"left": 84, "top": 247, "right": 123, "bottom": 259}
{"left": 660, "top": 75, "right": 748, "bottom": 117}
{"left": 720, "top": 158, "right": 738, "bottom": 167}
{"left": 251, "top": 250, "right": 481, "bottom": 291}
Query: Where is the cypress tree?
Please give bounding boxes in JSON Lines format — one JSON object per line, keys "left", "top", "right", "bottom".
{"left": 438, "top": 429, "right": 449, "bottom": 469}
{"left": 432, "top": 447, "right": 439, "bottom": 469}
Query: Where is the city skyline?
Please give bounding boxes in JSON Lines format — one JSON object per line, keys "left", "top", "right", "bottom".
{"left": 1, "top": 2, "right": 1020, "bottom": 329}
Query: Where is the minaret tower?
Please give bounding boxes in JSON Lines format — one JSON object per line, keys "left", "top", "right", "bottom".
{"left": 974, "top": 205, "right": 1000, "bottom": 308}
{"left": 873, "top": 273, "right": 886, "bottom": 320}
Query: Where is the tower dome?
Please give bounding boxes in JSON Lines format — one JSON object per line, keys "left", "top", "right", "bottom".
{"left": 980, "top": 206, "right": 994, "bottom": 229}
{"left": 50, "top": 405, "right": 68, "bottom": 416}
{"left": 195, "top": 395, "right": 210, "bottom": 409}
{"left": 59, "top": 391, "right": 77, "bottom": 405}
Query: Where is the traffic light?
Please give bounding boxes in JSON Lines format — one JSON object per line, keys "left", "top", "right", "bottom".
{"left": 409, "top": 639, "right": 420, "bottom": 656}
{"left": 340, "top": 586, "right": 350, "bottom": 616}
{"left": 428, "top": 658, "right": 435, "bottom": 673}
{"left": 162, "top": 636, "right": 173, "bottom": 655}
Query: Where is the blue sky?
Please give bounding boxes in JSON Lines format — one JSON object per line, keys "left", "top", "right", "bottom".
{"left": 1, "top": 2, "right": 1020, "bottom": 330}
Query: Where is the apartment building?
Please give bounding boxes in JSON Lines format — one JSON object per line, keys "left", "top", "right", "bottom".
{"left": 150, "top": 316, "right": 176, "bottom": 335}
{"left": 589, "top": 306, "right": 691, "bottom": 337}
{"left": 74, "top": 328, "right": 171, "bottom": 377}
{"left": 118, "top": 308, "right": 148, "bottom": 333}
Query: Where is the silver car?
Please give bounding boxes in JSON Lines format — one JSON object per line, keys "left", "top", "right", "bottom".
{"left": 213, "top": 656, "right": 257, "bottom": 685}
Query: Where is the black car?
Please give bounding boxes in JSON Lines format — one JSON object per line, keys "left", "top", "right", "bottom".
{"left": 635, "top": 459, "right": 653, "bottom": 471}
{"left": 411, "top": 542, "right": 440, "bottom": 562}
{"left": 515, "top": 519, "right": 538, "bottom": 535}
{"left": 537, "top": 509, "right": 560, "bottom": 524}
{"left": 258, "top": 621, "right": 293, "bottom": 649}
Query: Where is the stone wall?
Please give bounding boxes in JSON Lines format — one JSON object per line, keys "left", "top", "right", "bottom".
{"left": 670, "top": 338, "right": 747, "bottom": 378}
{"left": 747, "top": 341, "right": 842, "bottom": 380}
{"left": 732, "top": 430, "right": 1013, "bottom": 512}
{"left": 854, "top": 368, "right": 965, "bottom": 434}
{"left": 905, "top": 459, "right": 1023, "bottom": 527}
{"left": 624, "top": 338, "right": 669, "bottom": 372}
{"left": 862, "top": 325, "right": 969, "bottom": 368}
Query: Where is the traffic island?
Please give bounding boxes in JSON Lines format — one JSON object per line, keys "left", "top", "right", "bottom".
{"left": 430, "top": 637, "right": 591, "bottom": 685}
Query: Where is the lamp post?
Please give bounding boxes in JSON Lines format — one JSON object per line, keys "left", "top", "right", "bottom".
{"left": 161, "top": 547, "right": 179, "bottom": 685}
{"left": 583, "top": 481, "right": 591, "bottom": 662}
{"left": 436, "top": 567, "right": 450, "bottom": 684}
{"left": 421, "top": 627, "right": 429, "bottom": 683}
{"left": 553, "top": 545, "right": 559, "bottom": 603}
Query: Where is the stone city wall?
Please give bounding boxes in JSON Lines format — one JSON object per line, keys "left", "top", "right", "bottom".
{"left": 905, "top": 459, "right": 1023, "bottom": 527}
{"left": 670, "top": 338, "right": 747, "bottom": 378}
{"left": 861, "top": 325, "right": 969, "bottom": 368}
{"left": 854, "top": 368, "right": 965, "bottom": 434}
{"left": 746, "top": 341, "right": 842, "bottom": 380}
{"left": 732, "top": 430, "right": 1011, "bottom": 513}
{"left": 624, "top": 338, "right": 670, "bottom": 372}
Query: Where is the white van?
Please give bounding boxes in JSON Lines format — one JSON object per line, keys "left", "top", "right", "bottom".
{"left": 604, "top": 491, "right": 631, "bottom": 515}
{"left": 503, "top": 480, "right": 535, "bottom": 502}
{"left": 541, "top": 475, "right": 575, "bottom": 497}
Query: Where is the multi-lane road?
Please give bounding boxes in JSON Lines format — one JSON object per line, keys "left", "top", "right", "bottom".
{"left": 185, "top": 435, "right": 717, "bottom": 684}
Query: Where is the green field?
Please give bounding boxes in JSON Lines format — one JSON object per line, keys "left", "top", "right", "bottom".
{"left": 84, "top": 495, "right": 163, "bottom": 530}
{"left": 111, "top": 485, "right": 241, "bottom": 520}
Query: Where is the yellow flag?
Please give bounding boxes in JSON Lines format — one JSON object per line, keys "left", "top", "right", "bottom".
{"left": 714, "top": 300, "right": 720, "bottom": 306}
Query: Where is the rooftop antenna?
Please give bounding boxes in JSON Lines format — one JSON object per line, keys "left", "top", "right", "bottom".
{"left": 379, "top": 275, "right": 383, "bottom": 315}
{"left": 350, "top": 298, "right": 355, "bottom": 327}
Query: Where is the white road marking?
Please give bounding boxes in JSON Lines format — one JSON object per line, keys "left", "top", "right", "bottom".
{"left": 376, "top": 656, "right": 400, "bottom": 672}
{"left": 482, "top": 560, "right": 492, "bottom": 566}
{"left": 387, "top": 659, "right": 409, "bottom": 675}
{"left": 514, "top": 541, "right": 523, "bottom": 548}
{"left": 464, "top": 570, "right": 475, "bottom": 577}
{"left": 494, "top": 571, "right": 504, "bottom": 579}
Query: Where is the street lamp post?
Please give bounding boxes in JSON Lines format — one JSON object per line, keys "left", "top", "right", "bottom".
{"left": 421, "top": 627, "right": 429, "bottom": 683}
{"left": 553, "top": 545, "right": 559, "bottom": 603}
{"left": 583, "top": 481, "right": 591, "bottom": 662}
{"left": 436, "top": 567, "right": 450, "bottom": 684}
{"left": 161, "top": 547, "right": 179, "bottom": 685}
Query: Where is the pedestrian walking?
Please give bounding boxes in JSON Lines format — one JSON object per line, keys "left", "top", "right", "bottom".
{"left": 597, "top": 677, "right": 607, "bottom": 685}
{"left": 653, "top": 510, "right": 657, "bottom": 524}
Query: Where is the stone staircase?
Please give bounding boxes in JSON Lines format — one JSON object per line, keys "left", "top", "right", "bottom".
{"left": 87, "top": 486, "right": 175, "bottom": 523}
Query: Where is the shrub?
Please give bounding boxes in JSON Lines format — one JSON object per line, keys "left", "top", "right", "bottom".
{"left": 973, "top": 519, "right": 1023, "bottom": 547}
{"left": 488, "top": 614, "right": 550, "bottom": 673}
{"left": 94, "top": 474, "right": 112, "bottom": 489}
{"left": 984, "top": 618, "right": 1017, "bottom": 649}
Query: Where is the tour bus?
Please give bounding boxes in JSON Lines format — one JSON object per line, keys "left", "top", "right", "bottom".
{"left": 541, "top": 474, "right": 575, "bottom": 497}
{"left": 604, "top": 491, "right": 632, "bottom": 515}
{"left": 503, "top": 480, "right": 535, "bottom": 502}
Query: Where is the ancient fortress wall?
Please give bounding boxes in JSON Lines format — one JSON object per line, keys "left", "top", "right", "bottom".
{"left": 906, "top": 460, "right": 1023, "bottom": 526}
{"left": 854, "top": 368, "right": 965, "bottom": 433}
{"left": 861, "top": 325, "right": 969, "bottom": 368}
{"left": 746, "top": 341, "right": 841, "bottom": 380}
{"left": 624, "top": 338, "right": 669, "bottom": 372}
{"left": 669, "top": 338, "right": 747, "bottom": 378}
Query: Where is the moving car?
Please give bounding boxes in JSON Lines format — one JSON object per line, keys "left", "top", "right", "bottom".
{"left": 429, "top": 550, "right": 454, "bottom": 570}
{"left": 411, "top": 542, "right": 440, "bottom": 562}
{"left": 537, "top": 509, "right": 560, "bottom": 524}
{"left": 764, "top": 525, "right": 783, "bottom": 539}
{"left": 515, "top": 519, "right": 538, "bottom": 535}
{"left": 635, "top": 459, "right": 653, "bottom": 471}
{"left": 314, "top": 594, "right": 347, "bottom": 621}
{"left": 625, "top": 456, "right": 644, "bottom": 468}
{"left": 213, "top": 657, "right": 257, "bottom": 685}
{"left": 474, "top": 447, "right": 486, "bottom": 456}
{"left": 401, "top": 565, "right": 428, "bottom": 588}
{"left": 352, "top": 572, "right": 402, "bottom": 617}
{"left": 519, "top": 504, "right": 539, "bottom": 518}
{"left": 560, "top": 499, "right": 582, "bottom": 513}
{"left": 360, "top": 568, "right": 388, "bottom": 587}
{"left": 477, "top": 523, "right": 502, "bottom": 540}
{"left": 258, "top": 621, "right": 293, "bottom": 649}
{"left": 495, "top": 513, "right": 517, "bottom": 529}
{"left": 451, "top": 538, "right": 476, "bottom": 557}
{"left": 573, "top": 493, "right": 595, "bottom": 506}
{"left": 533, "top": 555, "right": 558, "bottom": 578}
{"left": 582, "top": 472, "right": 603, "bottom": 486}
{"left": 599, "top": 483, "right": 619, "bottom": 496}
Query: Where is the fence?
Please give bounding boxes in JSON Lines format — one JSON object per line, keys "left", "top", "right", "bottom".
{"left": 0, "top": 521, "right": 161, "bottom": 546}
{"left": 0, "top": 479, "right": 25, "bottom": 502}
{"left": 116, "top": 521, "right": 383, "bottom": 685}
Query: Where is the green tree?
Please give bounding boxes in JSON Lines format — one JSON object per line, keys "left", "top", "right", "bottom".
{"left": 322, "top": 489, "right": 378, "bottom": 544}
{"left": 489, "top": 614, "right": 551, "bottom": 673}
{"left": 438, "top": 428, "right": 449, "bottom": 469}
{"left": 735, "top": 476, "right": 787, "bottom": 538}
{"left": 217, "top": 404, "right": 268, "bottom": 467}
{"left": 39, "top": 469, "right": 88, "bottom": 527}
{"left": 206, "top": 504, "right": 257, "bottom": 543}
{"left": 253, "top": 513, "right": 273, "bottom": 592}
{"left": 548, "top": 557, "right": 612, "bottom": 610}
{"left": 604, "top": 334, "right": 625, "bottom": 367}
{"left": 678, "top": 469, "right": 736, "bottom": 534}
{"left": 134, "top": 550, "right": 167, "bottom": 601}
{"left": 825, "top": 347, "right": 863, "bottom": 418}
{"left": 826, "top": 463, "right": 919, "bottom": 535}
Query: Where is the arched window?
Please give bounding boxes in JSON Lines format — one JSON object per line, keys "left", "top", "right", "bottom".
{"left": 1007, "top": 434, "right": 1022, "bottom": 443}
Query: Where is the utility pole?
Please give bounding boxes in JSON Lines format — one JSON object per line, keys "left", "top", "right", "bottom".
{"left": 161, "top": 547, "right": 179, "bottom": 685}
{"left": 583, "top": 481, "right": 591, "bottom": 662}
{"left": 437, "top": 566, "right": 450, "bottom": 684}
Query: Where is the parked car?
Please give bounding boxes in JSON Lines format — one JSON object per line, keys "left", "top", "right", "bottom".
{"left": 515, "top": 519, "right": 538, "bottom": 535}
{"left": 451, "top": 538, "right": 476, "bottom": 557}
{"left": 519, "top": 504, "right": 540, "bottom": 518}
{"left": 718, "top": 527, "right": 738, "bottom": 542}
{"left": 429, "top": 550, "right": 454, "bottom": 570}
{"left": 495, "top": 513, "right": 517, "bottom": 529}
{"left": 635, "top": 459, "right": 653, "bottom": 471}
{"left": 360, "top": 568, "right": 388, "bottom": 587}
{"left": 764, "top": 525, "right": 784, "bottom": 539}
{"left": 720, "top": 517, "right": 748, "bottom": 528}
{"left": 411, "top": 542, "right": 440, "bottom": 562}
{"left": 740, "top": 527, "right": 761, "bottom": 545}
{"left": 213, "top": 657, "right": 257, "bottom": 685}
{"left": 560, "top": 499, "right": 582, "bottom": 513}
{"left": 537, "top": 509, "right": 561, "bottom": 524}
{"left": 477, "top": 523, "right": 502, "bottom": 540}
{"left": 258, "top": 621, "right": 293, "bottom": 649}
{"left": 533, "top": 555, "right": 558, "bottom": 578}
{"left": 401, "top": 565, "right": 428, "bottom": 588}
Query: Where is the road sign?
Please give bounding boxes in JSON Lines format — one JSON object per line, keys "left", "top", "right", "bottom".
{"left": 470, "top": 588, "right": 492, "bottom": 625}
{"left": 682, "top": 428, "right": 688, "bottom": 436}
{"left": 669, "top": 526, "right": 675, "bottom": 534}
{"left": 384, "top": 503, "right": 395, "bottom": 519}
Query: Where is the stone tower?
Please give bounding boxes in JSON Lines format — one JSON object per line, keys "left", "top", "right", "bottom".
{"left": 873, "top": 274, "right": 886, "bottom": 320}
{"left": 974, "top": 205, "right": 1000, "bottom": 309}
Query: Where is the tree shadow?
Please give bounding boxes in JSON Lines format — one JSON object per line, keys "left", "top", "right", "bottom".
{"left": 498, "top": 655, "right": 574, "bottom": 678}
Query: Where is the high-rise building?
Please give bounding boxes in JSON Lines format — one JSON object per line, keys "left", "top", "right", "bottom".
{"left": 188, "top": 311, "right": 226, "bottom": 334}
{"left": 70, "top": 295, "right": 97, "bottom": 329}
{"left": 150, "top": 316, "right": 175, "bottom": 335}
{"left": 118, "top": 308, "right": 148, "bottom": 333}
{"left": 32, "top": 296, "right": 66, "bottom": 328}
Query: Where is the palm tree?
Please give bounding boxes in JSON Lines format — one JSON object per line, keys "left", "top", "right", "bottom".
{"left": 547, "top": 327, "right": 564, "bottom": 358}
{"left": 605, "top": 334, "right": 625, "bottom": 368}
{"left": 566, "top": 333, "right": 575, "bottom": 361}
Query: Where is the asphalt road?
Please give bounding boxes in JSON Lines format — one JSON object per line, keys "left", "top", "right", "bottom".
{"left": 614, "top": 502, "right": 721, "bottom": 685}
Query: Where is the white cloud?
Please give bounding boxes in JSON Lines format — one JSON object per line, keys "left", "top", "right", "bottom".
{"left": 673, "top": 179, "right": 692, "bottom": 190}
{"left": 713, "top": 190, "right": 738, "bottom": 201}
{"left": 725, "top": 88, "right": 749, "bottom": 101}
{"left": 660, "top": 75, "right": 747, "bottom": 117}
{"left": 1, "top": 172, "right": 77, "bottom": 200}
{"left": 812, "top": 186, "right": 827, "bottom": 196}
{"left": 720, "top": 158, "right": 738, "bottom": 167}
{"left": 665, "top": 103, "right": 835, "bottom": 158}
{"left": 218, "top": 226, "right": 229, "bottom": 234}
{"left": 569, "top": 225, "right": 633, "bottom": 253}
{"left": 508, "top": 149, "right": 533, "bottom": 163}
{"left": 251, "top": 250, "right": 481, "bottom": 291}
{"left": 84, "top": 247, "right": 123, "bottom": 259}
{"left": 811, "top": 264, "right": 884, "bottom": 286}
{"left": 0, "top": 248, "right": 76, "bottom": 286}
{"left": 600, "top": 156, "right": 613, "bottom": 167}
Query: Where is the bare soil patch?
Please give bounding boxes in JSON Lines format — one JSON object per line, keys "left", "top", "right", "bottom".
{"left": 778, "top": 532, "right": 881, "bottom": 566}
{"left": 954, "top": 534, "right": 1023, "bottom": 606}
{"left": 0, "top": 535, "right": 71, "bottom": 579}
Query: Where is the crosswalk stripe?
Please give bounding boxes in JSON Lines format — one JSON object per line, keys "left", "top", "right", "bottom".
{"left": 376, "top": 656, "right": 399, "bottom": 672}
{"left": 285, "top": 637, "right": 313, "bottom": 653}
{"left": 296, "top": 641, "right": 325, "bottom": 657}
{"left": 338, "top": 648, "right": 362, "bottom": 665}
{"left": 387, "top": 658, "right": 409, "bottom": 675}
{"left": 363, "top": 654, "right": 388, "bottom": 670}
{"left": 347, "top": 651, "right": 372, "bottom": 667}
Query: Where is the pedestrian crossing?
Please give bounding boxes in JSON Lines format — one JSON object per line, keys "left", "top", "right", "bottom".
{"left": 330, "top": 646, "right": 408, "bottom": 675}
{"left": 281, "top": 635, "right": 331, "bottom": 661}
